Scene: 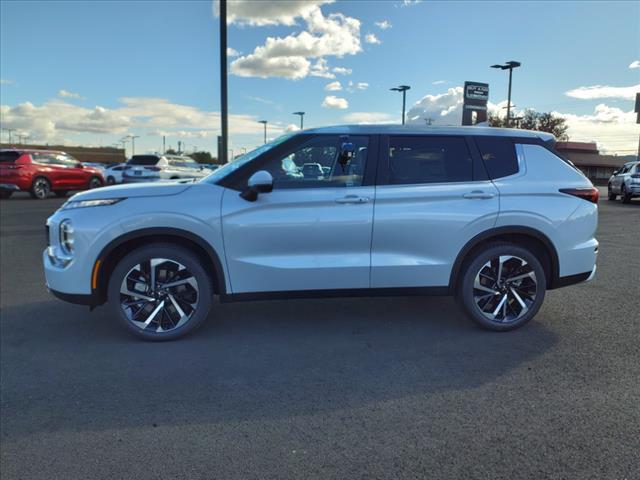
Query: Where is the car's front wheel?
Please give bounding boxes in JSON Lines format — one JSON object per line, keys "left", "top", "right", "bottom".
{"left": 607, "top": 184, "right": 617, "bottom": 201}
{"left": 30, "top": 177, "right": 51, "bottom": 199}
{"left": 88, "top": 176, "right": 103, "bottom": 189}
{"left": 458, "top": 243, "right": 546, "bottom": 331}
{"left": 107, "top": 244, "right": 214, "bottom": 341}
{"left": 621, "top": 185, "right": 631, "bottom": 204}
{"left": 106, "top": 176, "right": 116, "bottom": 185}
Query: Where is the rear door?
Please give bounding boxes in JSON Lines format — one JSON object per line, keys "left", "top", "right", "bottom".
{"left": 221, "top": 134, "right": 377, "bottom": 293}
{"left": 371, "top": 135, "right": 499, "bottom": 288}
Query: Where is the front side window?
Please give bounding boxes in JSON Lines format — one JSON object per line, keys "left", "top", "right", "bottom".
{"left": 388, "top": 136, "right": 472, "bottom": 185}
{"left": 476, "top": 136, "right": 518, "bottom": 179}
{"left": 261, "top": 135, "right": 369, "bottom": 189}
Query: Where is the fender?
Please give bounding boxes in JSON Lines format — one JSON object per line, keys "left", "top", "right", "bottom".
{"left": 94, "top": 227, "right": 227, "bottom": 303}
{"left": 448, "top": 226, "right": 560, "bottom": 294}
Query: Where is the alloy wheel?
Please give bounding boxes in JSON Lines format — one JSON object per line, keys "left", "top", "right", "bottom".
{"left": 472, "top": 255, "right": 538, "bottom": 323}
{"left": 33, "top": 178, "right": 50, "bottom": 199}
{"left": 89, "top": 177, "right": 102, "bottom": 189}
{"left": 119, "top": 258, "right": 199, "bottom": 333}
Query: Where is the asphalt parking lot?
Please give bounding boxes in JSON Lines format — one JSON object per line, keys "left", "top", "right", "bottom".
{"left": 1, "top": 189, "right": 639, "bottom": 479}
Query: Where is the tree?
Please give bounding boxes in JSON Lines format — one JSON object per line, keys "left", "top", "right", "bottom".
{"left": 188, "top": 151, "right": 216, "bottom": 164}
{"left": 489, "top": 109, "right": 569, "bottom": 141}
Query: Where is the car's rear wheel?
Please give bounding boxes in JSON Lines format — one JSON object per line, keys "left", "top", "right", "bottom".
{"left": 106, "top": 176, "right": 116, "bottom": 185}
{"left": 458, "top": 243, "right": 546, "bottom": 331}
{"left": 107, "top": 244, "right": 213, "bottom": 341}
{"left": 607, "top": 184, "right": 617, "bottom": 201}
{"left": 30, "top": 177, "right": 51, "bottom": 199}
{"left": 0, "top": 191, "right": 12, "bottom": 199}
{"left": 54, "top": 190, "right": 68, "bottom": 198}
{"left": 88, "top": 176, "right": 103, "bottom": 189}
{"left": 621, "top": 185, "right": 631, "bottom": 204}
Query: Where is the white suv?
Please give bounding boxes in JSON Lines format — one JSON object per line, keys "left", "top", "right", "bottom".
{"left": 44, "top": 126, "right": 599, "bottom": 341}
{"left": 122, "top": 154, "right": 208, "bottom": 183}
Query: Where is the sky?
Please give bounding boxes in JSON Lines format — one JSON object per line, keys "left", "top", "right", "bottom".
{"left": 0, "top": 0, "right": 638, "bottom": 157}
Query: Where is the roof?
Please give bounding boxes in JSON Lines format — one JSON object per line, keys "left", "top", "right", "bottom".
{"left": 556, "top": 141, "right": 598, "bottom": 153}
{"left": 302, "top": 124, "right": 555, "bottom": 141}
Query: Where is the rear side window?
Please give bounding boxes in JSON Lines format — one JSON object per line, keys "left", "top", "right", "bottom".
{"left": 475, "top": 137, "right": 518, "bottom": 179}
{"left": 0, "top": 152, "right": 20, "bottom": 163}
{"left": 388, "top": 136, "right": 472, "bottom": 185}
{"left": 129, "top": 155, "right": 160, "bottom": 165}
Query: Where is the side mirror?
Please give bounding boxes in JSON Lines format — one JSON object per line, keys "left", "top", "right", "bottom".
{"left": 339, "top": 142, "right": 355, "bottom": 167}
{"left": 76, "top": 162, "right": 84, "bottom": 168}
{"left": 240, "top": 170, "right": 273, "bottom": 202}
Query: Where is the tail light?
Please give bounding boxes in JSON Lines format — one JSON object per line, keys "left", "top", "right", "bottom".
{"left": 559, "top": 187, "right": 599, "bottom": 204}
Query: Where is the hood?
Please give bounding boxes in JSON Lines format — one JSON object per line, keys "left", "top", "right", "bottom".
{"left": 70, "top": 181, "right": 194, "bottom": 201}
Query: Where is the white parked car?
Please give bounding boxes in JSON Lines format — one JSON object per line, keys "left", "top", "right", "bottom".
{"left": 607, "top": 161, "right": 640, "bottom": 203}
{"left": 44, "top": 126, "right": 599, "bottom": 341}
{"left": 122, "top": 154, "right": 208, "bottom": 183}
{"left": 104, "top": 164, "right": 127, "bottom": 185}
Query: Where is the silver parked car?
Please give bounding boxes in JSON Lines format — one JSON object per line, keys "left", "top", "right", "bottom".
{"left": 122, "top": 154, "right": 208, "bottom": 183}
{"left": 608, "top": 161, "right": 640, "bottom": 203}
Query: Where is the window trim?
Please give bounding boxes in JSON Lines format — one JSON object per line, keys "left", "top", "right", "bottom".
{"left": 376, "top": 134, "right": 481, "bottom": 187}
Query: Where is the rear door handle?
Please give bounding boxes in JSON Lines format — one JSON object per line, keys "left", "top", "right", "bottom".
{"left": 463, "top": 190, "right": 495, "bottom": 200}
{"left": 335, "top": 195, "right": 370, "bottom": 204}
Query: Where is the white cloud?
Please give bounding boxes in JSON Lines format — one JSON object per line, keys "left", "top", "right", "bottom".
{"left": 565, "top": 84, "right": 639, "bottom": 101}
{"left": 0, "top": 97, "right": 280, "bottom": 145}
{"left": 325, "top": 81, "right": 342, "bottom": 91}
{"left": 149, "top": 129, "right": 212, "bottom": 139}
{"left": 215, "top": 0, "right": 334, "bottom": 26}
{"left": 402, "top": 0, "right": 422, "bottom": 6}
{"left": 309, "top": 58, "right": 335, "bottom": 78}
{"left": 58, "top": 89, "right": 84, "bottom": 100}
{"left": 284, "top": 123, "right": 301, "bottom": 132}
{"left": 375, "top": 20, "right": 391, "bottom": 29}
{"left": 322, "top": 95, "right": 348, "bottom": 109}
{"left": 365, "top": 33, "right": 381, "bottom": 45}
{"left": 0, "top": 78, "right": 15, "bottom": 85}
{"left": 343, "top": 112, "right": 396, "bottom": 124}
{"left": 227, "top": 47, "right": 240, "bottom": 57}
{"left": 432, "top": 80, "right": 447, "bottom": 85}
{"left": 405, "top": 87, "right": 465, "bottom": 125}
{"left": 356, "top": 82, "right": 369, "bottom": 90}
{"left": 628, "top": 60, "right": 640, "bottom": 69}
{"left": 332, "top": 66, "right": 352, "bottom": 76}
{"left": 231, "top": 5, "right": 361, "bottom": 80}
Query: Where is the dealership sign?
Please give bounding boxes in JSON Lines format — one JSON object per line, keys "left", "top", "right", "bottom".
{"left": 462, "top": 81, "right": 489, "bottom": 125}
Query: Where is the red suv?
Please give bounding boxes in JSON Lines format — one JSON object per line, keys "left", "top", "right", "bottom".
{"left": 0, "top": 149, "right": 104, "bottom": 199}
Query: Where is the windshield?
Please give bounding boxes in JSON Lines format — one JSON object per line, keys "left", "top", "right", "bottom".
{"left": 202, "top": 133, "right": 295, "bottom": 183}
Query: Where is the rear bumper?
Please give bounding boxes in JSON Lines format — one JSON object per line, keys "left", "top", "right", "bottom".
{"left": 550, "top": 267, "right": 596, "bottom": 289}
{"left": 122, "top": 176, "right": 161, "bottom": 184}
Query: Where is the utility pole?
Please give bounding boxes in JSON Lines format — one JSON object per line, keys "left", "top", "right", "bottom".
{"left": 163, "top": 136, "right": 166, "bottom": 154}
{"left": 491, "top": 61, "right": 521, "bottom": 127}
{"left": 293, "top": 111, "right": 305, "bottom": 129}
{"left": 1, "top": 128, "right": 14, "bottom": 143}
{"left": 258, "top": 120, "right": 268, "bottom": 144}
{"left": 127, "top": 134, "right": 140, "bottom": 156}
{"left": 390, "top": 85, "right": 411, "bottom": 125}
{"left": 220, "top": 0, "right": 229, "bottom": 164}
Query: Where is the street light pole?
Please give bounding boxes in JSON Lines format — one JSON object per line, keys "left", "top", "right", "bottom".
{"left": 390, "top": 85, "right": 411, "bottom": 125}
{"left": 127, "top": 134, "right": 140, "bottom": 156}
{"left": 491, "top": 61, "right": 521, "bottom": 127}
{"left": 220, "top": 0, "right": 229, "bottom": 164}
{"left": 258, "top": 120, "right": 267, "bottom": 144}
{"left": 293, "top": 111, "right": 305, "bottom": 129}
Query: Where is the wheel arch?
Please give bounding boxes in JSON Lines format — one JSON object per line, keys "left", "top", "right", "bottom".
{"left": 93, "top": 227, "right": 227, "bottom": 305}
{"left": 448, "top": 226, "right": 560, "bottom": 294}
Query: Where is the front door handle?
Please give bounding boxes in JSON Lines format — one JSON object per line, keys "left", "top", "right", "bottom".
{"left": 463, "top": 190, "right": 495, "bottom": 200}
{"left": 335, "top": 195, "right": 370, "bottom": 204}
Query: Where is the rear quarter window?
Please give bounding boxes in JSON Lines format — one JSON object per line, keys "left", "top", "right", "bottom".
{"left": 0, "top": 152, "right": 20, "bottom": 163}
{"left": 475, "top": 137, "right": 518, "bottom": 179}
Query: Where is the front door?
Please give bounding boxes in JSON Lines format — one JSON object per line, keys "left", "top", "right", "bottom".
{"left": 221, "top": 135, "right": 375, "bottom": 294}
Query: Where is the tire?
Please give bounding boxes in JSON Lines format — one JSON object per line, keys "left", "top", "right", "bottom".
{"left": 607, "top": 184, "right": 617, "bottom": 201}
{"left": 621, "top": 185, "right": 631, "bottom": 204}
{"left": 106, "top": 176, "right": 116, "bottom": 185}
{"left": 0, "top": 191, "right": 12, "bottom": 199}
{"left": 457, "top": 242, "right": 546, "bottom": 332}
{"left": 107, "top": 243, "right": 214, "bottom": 341}
{"left": 29, "top": 177, "right": 51, "bottom": 199}
{"left": 55, "top": 190, "right": 69, "bottom": 198}
{"left": 88, "top": 176, "right": 103, "bottom": 189}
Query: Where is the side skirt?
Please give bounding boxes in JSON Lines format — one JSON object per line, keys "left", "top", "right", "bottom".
{"left": 219, "top": 286, "right": 450, "bottom": 303}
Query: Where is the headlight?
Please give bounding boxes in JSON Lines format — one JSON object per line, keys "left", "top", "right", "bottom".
{"left": 59, "top": 219, "right": 74, "bottom": 254}
{"left": 62, "top": 198, "right": 124, "bottom": 210}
